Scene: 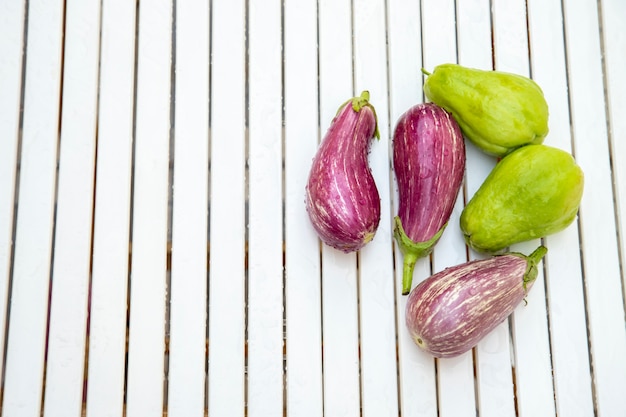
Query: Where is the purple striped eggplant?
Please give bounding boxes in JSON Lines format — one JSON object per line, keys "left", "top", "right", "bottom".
{"left": 305, "top": 91, "right": 380, "bottom": 253}
{"left": 405, "top": 245, "right": 547, "bottom": 358}
{"left": 393, "top": 103, "right": 466, "bottom": 294}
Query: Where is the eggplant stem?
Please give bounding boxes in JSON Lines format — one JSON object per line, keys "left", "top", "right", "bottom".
{"left": 338, "top": 90, "right": 380, "bottom": 140}
{"left": 351, "top": 90, "right": 371, "bottom": 112}
{"left": 402, "top": 252, "right": 418, "bottom": 295}
{"left": 528, "top": 245, "right": 548, "bottom": 264}
{"left": 394, "top": 216, "right": 446, "bottom": 295}
{"left": 522, "top": 245, "right": 548, "bottom": 291}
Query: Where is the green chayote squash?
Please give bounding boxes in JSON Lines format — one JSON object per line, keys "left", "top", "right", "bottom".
{"left": 460, "top": 144, "right": 584, "bottom": 253}
{"left": 423, "top": 63, "right": 549, "bottom": 157}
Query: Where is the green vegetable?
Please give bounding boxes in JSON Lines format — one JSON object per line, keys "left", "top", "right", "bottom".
{"left": 460, "top": 144, "right": 584, "bottom": 253}
{"left": 423, "top": 63, "right": 549, "bottom": 157}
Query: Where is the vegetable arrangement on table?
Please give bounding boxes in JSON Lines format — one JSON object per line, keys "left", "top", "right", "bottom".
{"left": 305, "top": 63, "right": 584, "bottom": 358}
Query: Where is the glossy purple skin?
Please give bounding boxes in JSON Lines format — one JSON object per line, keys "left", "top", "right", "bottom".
{"left": 405, "top": 254, "right": 534, "bottom": 358}
{"left": 394, "top": 103, "right": 465, "bottom": 242}
{"left": 305, "top": 97, "right": 380, "bottom": 253}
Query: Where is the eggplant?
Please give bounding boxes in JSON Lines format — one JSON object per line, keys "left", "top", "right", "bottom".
{"left": 393, "top": 103, "right": 466, "bottom": 295}
{"left": 305, "top": 91, "right": 380, "bottom": 253}
{"left": 405, "top": 245, "right": 547, "bottom": 358}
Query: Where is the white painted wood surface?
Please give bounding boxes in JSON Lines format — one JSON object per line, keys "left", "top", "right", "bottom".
{"left": 124, "top": 1, "right": 173, "bottom": 416}
{"left": 206, "top": 1, "right": 247, "bottom": 416}
{"left": 0, "top": 0, "right": 26, "bottom": 394}
{"left": 247, "top": 0, "right": 284, "bottom": 415}
{"left": 84, "top": 1, "right": 136, "bottom": 416}
{"left": 167, "top": 0, "right": 210, "bottom": 416}
{"left": 1, "top": 0, "right": 64, "bottom": 415}
{"left": 284, "top": 0, "right": 324, "bottom": 415}
{"left": 42, "top": 0, "right": 100, "bottom": 416}
{"left": 318, "top": 1, "right": 361, "bottom": 416}
{"left": 0, "top": 1, "right": 624, "bottom": 416}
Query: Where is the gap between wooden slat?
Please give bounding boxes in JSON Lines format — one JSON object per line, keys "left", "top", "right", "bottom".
{"left": 79, "top": 0, "right": 106, "bottom": 412}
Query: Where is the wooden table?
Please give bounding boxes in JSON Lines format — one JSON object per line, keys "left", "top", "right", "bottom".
{"left": 1, "top": 0, "right": 625, "bottom": 416}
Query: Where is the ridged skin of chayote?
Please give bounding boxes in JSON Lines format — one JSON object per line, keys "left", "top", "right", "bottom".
{"left": 460, "top": 144, "right": 584, "bottom": 253}
{"left": 423, "top": 64, "right": 549, "bottom": 157}
{"left": 405, "top": 246, "right": 546, "bottom": 358}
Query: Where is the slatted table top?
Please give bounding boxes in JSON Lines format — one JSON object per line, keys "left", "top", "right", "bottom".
{"left": 1, "top": 0, "right": 625, "bottom": 416}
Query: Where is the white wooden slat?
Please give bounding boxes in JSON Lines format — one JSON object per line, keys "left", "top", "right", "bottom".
{"left": 0, "top": 0, "right": 26, "bottom": 386}
{"left": 42, "top": 0, "right": 101, "bottom": 415}
{"left": 509, "top": 238, "right": 554, "bottom": 417}
{"left": 206, "top": 0, "right": 247, "bottom": 415}
{"left": 456, "top": 0, "right": 494, "bottom": 259}
{"left": 493, "top": 0, "right": 529, "bottom": 75}
{"left": 490, "top": 2, "right": 556, "bottom": 416}
{"left": 0, "top": 2, "right": 619, "bottom": 417}
{"left": 283, "top": 0, "right": 324, "bottom": 413}
{"left": 167, "top": 0, "right": 210, "bottom": 415}
{"left": 562, "top": 0, "right": 626, "bottom": 415}
{"left": 395, "top": 258, "right": 436, "bottom": 417}
{"left": 320, "top": 248, "right": 360, "bottom": 417}
{"left": 387, "top": 1, "right": 439, "bottom": 416}
{"left": 526, "top": 1, "right": 593, "bottom": 416}
{"left": 1, "top": 0, "right": 64, "bottom": 415}
{"left": 246, "top": 0, "right": 284, "bottom": 415}
{"left": 600, "top": 0, "right": 626, "bottom": 310}
{"left": 318, "top": 0, "right": 361, "bottom": 415}
{"left": 456, "top": 0, "right": 495, "bottom": 262}
{"left": 466, "top": 1, "right": 519, "bottom": 415}
{"left": 125, "top": 1, "right": 172, "bottom": 415}
{"left": 541, "top": 228, "right": 593, "bottom": 417}
{"left": 352, "top": 1, "right": 397, "bottom": 416}
{"left": 421, "top": 1, "right": 478, "bottom": 416}
{"left": 84, "top": 1, "right": 136, "bottom": 415}
{"left": 432, "top": 223, "right": 476, "bottom": 417}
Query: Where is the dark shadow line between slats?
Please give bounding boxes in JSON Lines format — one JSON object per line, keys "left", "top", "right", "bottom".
{"left": 39, "top": 0, "right": 68, "bottom": 413}
{"left": 80, "top": 0, "right": 106, "bottom": 413}
{"left": 348, "top": 3, "right": 367, "bottom": 416}
{"left": 243, "top": 0, "right": 251, "bottom": 413}
{"left": 122, "top": 1, "right": 142, "bottom": 414}
{"left": 205, "top": 1, "right": 213, "bottom": 414}
{"left": 162, "top": 0, "right": 177, "bottom": 413}
{"left": 314, "top": 2, "right": 326, "bottom": 415}
{"left": 350, "top": 3, "right": 369, "bottom": 416}
{"left": 317, "top": 238, "right": 325, "bottom": 417}
{"left": 0, "top": 0, "right": 31, "bottom": 410}
{"left": 419, "top": 1, "right": 441, "bottom": 412}
{"left": 559, "top": 0, "right": 598, "bottom": 415}
{"left": 381, "top": 0, "right": 403, "bottom": 414}
{"left": 596, "top": 0, "right": 626, "bottom": 324}
{"left": 475, "top": 4, "right": 496, "bottom": 413}
{"left": 506, "top": 3, "right": 536, "bottom": 416}
{"left": 451, "top": 2, "right": 488, "bottom": 416}
{"left": 508, "top": 315, "right": 520, "bottom": 416}
{"left": 524, "top": 1, "right": 560, "bottom": 415}
{"left": 280, "top": 0, "right": 288, "bottom": 414}
{"left": 453, "top": 0, "right": 485, "bottom": 414}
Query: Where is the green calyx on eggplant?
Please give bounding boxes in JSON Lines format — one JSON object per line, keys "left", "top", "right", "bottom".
{"left": 392, "top": 103, "right": 466, "bottom": 294}
{"left": 405, "top": 245, "right": 548, "bottom": 358}
{"left": 422, "top": 63, "right": 549, "bottom": 157}
{"left": 461, "top": 144, "right": 584, "bottom": 253}
{"left": 305, "top": 91, "right": 381, "bottom": 253}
